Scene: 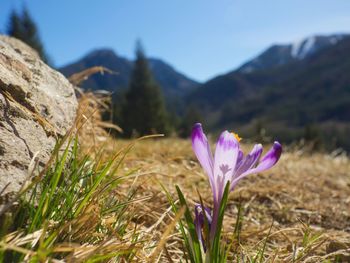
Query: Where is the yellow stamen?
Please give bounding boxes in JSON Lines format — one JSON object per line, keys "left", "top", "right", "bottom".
{"left": 231, "top": 132, "right": 242, "bottom": 142}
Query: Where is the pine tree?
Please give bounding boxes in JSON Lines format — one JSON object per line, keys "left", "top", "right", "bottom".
{"left": 7, "top": 7, "right": 49, "bottom": 63}
{"left": 179, "top": 106, "right": 202, "bottom": 138}
{"left": 7, "top": 10, "right": 23, "bottom": 39}
{"left": 122, "top": 42, "right": 171, "bottom": 137}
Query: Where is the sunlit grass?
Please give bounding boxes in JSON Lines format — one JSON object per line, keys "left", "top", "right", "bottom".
{"left": 1, "top": 135, "right": 349, "bottom": 262}
{"left": 0, "top": 134, "right": 147, "bottom": 262}
{"left": 0, "top": 90, "right": 349, "bottom": 262}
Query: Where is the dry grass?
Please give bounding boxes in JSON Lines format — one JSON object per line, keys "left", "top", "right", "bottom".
{"left": 0, "top": 88, "right": 350, "bottom": 262}
{"left": 12, "top": 77, "right": 338, "bottom": 262}
{"left": 3, "top": 74, "right": 348, "bottom": 261}
{"left": 84, "top": 135, "right": 350, "bottom": 262}
{"left": 74, "top": 90, "right": 350, "bottom": 261}
{"left": 76, "top": 90, "right": 122, "bottom": 155}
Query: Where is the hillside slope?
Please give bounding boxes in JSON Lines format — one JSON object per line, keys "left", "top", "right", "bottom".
{"left": 188, "top": 36, "right": 350, "bottom": 149}
{"left": 59, "top": 49, "right": 199, "bottom": 99}
{"left": 238, "top": 34, "right": 347, "bottom": 73}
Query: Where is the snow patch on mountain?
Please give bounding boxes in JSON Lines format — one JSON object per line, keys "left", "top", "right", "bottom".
{"left": 291, "top": 36, "right": 316, "bottom": 59}
{"left": 291, "top": 34, "right": 345, "bottom": 60}
{"left": 238, "top": 33, "right": 349, "bottom": 73}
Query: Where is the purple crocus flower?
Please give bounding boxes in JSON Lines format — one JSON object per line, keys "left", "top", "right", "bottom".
{"left": 194, "top": 204, "right": 212, "bottom": 250}
{"left": 191, "top": 123, "right": 282, "bottom": 239}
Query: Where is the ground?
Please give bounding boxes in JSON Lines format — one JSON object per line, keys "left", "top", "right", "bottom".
{"left": 2, "top": 92, "right": 349, "bottom": 262}
{"left": 89, "top": 136, "right": 350, "bottom": 262}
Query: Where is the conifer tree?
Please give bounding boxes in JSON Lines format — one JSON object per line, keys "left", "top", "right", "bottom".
{"left": 179, "top": 106, "right": 202, "bottom": 138}
{"left": 7, "top": 10, "right": 23, "bottom": 39}
{"left": 7, "top": 7, "right": 49, "bottom": 63}
{"left": 122, "top": 42, "right": 171, "bottom": 137}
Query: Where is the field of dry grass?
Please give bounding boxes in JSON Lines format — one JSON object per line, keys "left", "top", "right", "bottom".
{"left": 1, "top": 92, "right": 349, "bottom": 262}
{"left": 72, "top": 92, "right": 350, "bottom": 262}
{"left": 78, "top": 131, "right": 348, "bottom": 262}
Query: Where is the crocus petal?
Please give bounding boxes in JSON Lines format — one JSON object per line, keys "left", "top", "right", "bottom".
{"left": 252, "top": 141, "right": 282, "bottom": 173}
{"left": 194, "top": 204, "right": 212, "bottom": 250}
{"left": 192, "top": 123, "right": 214, "bottom": 184}
{"left": 195, "top": 204, "right": 212, "bottom": 225}
{"left": 235, "top": 149, "right": 244, "bottom": 169}
{"left": 194, "top": 221, "right": 203, "bottom": 248}
{"left": 232, "top": 141, "right": 282, "bottom": 185}
{"left": 213, "top": 131, "right": 239, "bottom": 202}
{"left": 194, "top": 205, "right": 204, "bottom": 246}
{"left": 234, "top": 144, "right": 263, "bottom": 177}
{"left": 230, "top": 144, "right": 263, "bottom": 191}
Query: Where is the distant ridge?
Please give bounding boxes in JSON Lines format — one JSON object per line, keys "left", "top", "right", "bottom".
{"left": 187, "top": 34, "right": 350, "bottom": 150}
{"left": 59, "top": 33, "right": 350, "bottom": 150}
{"left": 238, "top": 33, "right": 348, "bottom": 73}
{"left": 59, "top": 48, "right": 199, "bottom": 100}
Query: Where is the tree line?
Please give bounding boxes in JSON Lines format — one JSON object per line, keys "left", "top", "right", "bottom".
{"left": 7, "top": 7, "right": 50, "bottom": 64}
{"left": 110, "top": 41, "right": 203, "bottom": 137}
{"left": 5, "top": 7, "right": 200, "bottom": 138}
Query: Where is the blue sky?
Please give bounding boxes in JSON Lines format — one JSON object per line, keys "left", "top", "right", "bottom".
{"left": 1, "top": 0, "right": 349, "bottom": 82}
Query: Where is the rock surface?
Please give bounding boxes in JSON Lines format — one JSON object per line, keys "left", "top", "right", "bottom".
{"left": 0, "top": 36, "right": 78, "bottom": 195}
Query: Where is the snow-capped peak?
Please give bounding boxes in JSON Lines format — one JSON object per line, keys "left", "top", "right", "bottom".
{"left": 291, "top": 36, "right": 316, "bottom": 59}
{"left": 291, "top": 34, "right": 346, "bottom": 60}
{"left": 238, "top": 33, "right": 349, "bottom": 74}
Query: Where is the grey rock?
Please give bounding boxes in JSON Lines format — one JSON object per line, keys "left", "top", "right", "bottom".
{"left": 0, "top": 35, "right": 77, "bottom": 195}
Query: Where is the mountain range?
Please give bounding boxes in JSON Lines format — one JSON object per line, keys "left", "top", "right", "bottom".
{"left": 59, "top": 49, "right": 199, "bottom": 99}
{"left": 59, "top": 33, "right": 350, "bottom": 150}
{"left": 187, "top": 33, "right": 350, "bottom": 150}
{"left": 238, "top": 34, "right": 347, "bottom": 73}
